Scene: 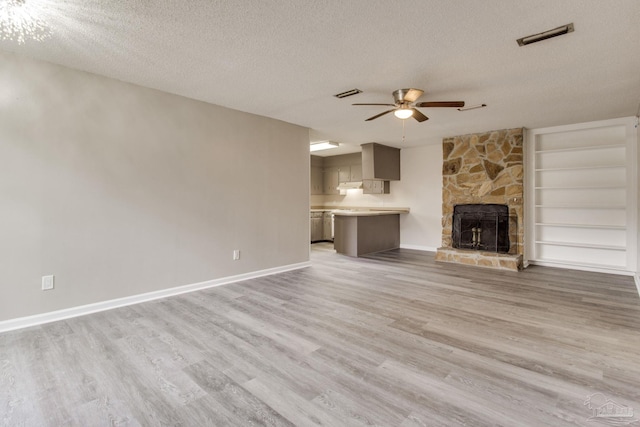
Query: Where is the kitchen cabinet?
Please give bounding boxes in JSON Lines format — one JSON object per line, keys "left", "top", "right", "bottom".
{"left": 362, "top": 179, "right": 390, "bottom": 194}
{"left": 314, "top": 153, "right": 364, "bottom": 195}
{"left": 310, "top": 212, "right": 324, "bottom": 242}
{"left": 338, "top": 164, "right": 362, "bottom": 182}
{"left": 310, "top": 166, "right": 323, "bottom": 195}
{"left": 339, "top": 164, "right": 362, "bottom": 183}
{"left": 349, "top": 164, "right": 362, "bottom": 182}
{"left": 333, "top": 211, "right": 401, "bottom": 256}
{"left": 310, "top": 211, "right": 333, "bottom": 243}
{"left": 323, "top": 167, "right": 340, "bottom": 195}
{"left": 361, "top": 143, "right": 400, "bottom": 181}
{"left": 322, "top": 212, "right": 333, "bottom": 241}
{"left": 338, "top": 167, "right": 350, "bottom": 183}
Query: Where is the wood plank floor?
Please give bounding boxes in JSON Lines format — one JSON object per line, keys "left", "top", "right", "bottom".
{"left": 2, "top": 243, "right": 639, "bottom": 426}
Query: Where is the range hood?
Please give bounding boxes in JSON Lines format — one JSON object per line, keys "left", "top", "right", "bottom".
{"left": 336, "top": 181, "right": 363, "bottom": 190}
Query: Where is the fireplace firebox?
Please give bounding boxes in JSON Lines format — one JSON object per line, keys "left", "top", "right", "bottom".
{"left": 452, "top": 204, "right": 510, "bottom": 253}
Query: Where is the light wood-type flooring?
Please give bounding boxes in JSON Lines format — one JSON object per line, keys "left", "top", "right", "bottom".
{"left": 2, "top": 243, "right": 639, "bottom": 426}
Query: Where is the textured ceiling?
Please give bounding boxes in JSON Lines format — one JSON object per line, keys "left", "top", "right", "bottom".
{"left": 2, "top": 0, "right": 639, "bottom": 155}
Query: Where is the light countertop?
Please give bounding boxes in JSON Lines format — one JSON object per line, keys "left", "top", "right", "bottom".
{"left": 310, "top": 207, "right": 410, "bottom": 216}
{"left": 331, "top": 209, "right": 408, "bottom": 216}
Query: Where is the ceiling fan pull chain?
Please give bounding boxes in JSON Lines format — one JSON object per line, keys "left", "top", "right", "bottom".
{"left": 402, "top": 119, "right": 406, "bottom": 144}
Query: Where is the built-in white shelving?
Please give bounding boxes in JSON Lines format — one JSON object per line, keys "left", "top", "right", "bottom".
{"left": 526, "top": 118, "right": 637, "bottom": 273}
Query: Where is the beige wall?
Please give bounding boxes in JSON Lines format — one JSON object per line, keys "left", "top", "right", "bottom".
{"left": 0, "top": 51, "right": 310, "bottom": 322}
{"left": 314, "top": 144, "right": 443, "bottom": 251}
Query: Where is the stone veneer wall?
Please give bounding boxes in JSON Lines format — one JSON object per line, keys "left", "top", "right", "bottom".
{"left": 436, "top": 127, "right": 524, "bottom": 270}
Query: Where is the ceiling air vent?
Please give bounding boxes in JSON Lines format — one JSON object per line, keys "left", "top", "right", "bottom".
{"left": 517, "top": 23, "right": 574, "bottom": 46}
{"left": 334, "top": 88, "right": 362, "bottom": 99}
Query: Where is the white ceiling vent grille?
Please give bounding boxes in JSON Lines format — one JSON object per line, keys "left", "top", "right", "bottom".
{"left": 517, "top": 23, "right": 574, "bottom": 46}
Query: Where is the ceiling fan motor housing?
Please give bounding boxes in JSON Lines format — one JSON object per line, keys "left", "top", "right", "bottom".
{"left": 393, "top": 88, "right": 424, "bottom": 104}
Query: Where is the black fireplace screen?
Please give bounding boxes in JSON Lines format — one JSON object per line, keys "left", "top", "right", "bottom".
{"left": 452, "top": 204, "right": 510, "bottom": 253}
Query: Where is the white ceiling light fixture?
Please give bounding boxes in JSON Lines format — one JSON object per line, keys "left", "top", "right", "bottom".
{"left": 393, "top": 107, "right": 414, "bottom": 119}
{"left": 0, "top": 0, "right": 52, "bottom": 44}
{"left": 310, "top": 141, "right": 339, "bottom": 152}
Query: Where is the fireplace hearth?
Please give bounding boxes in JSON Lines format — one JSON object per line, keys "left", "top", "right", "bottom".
{"left": 453, "top": 204, "right": 509, "bottom": 253}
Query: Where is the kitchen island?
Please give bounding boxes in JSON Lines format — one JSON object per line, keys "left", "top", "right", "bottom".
{"left": 333, "top": 209, "right": 409, "bottom": 257}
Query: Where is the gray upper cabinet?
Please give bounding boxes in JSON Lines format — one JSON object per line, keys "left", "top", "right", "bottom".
{"left": 311, "top": 153, "right": 363, "bottom": 195}
{"left": 310, "top": 165, "right": 323, "bottom": 195}
{"left": 361, "top": 143, "right": 400, "bottom": 181}
{"left": 338, "top": 164, "right": 362, "bottom": 183}
{"left": 323, "top": 166, "right": 340, "bottom": 195}
{"left": 362, "top": 179, "right": 390, "bottom": 194}
{"left": 338, "top": 167, "right": 351, "bottom": 183}
{"left": 311, "top": 155, "right": 325, "bottom": 195}
{"left": 348, "top": 164, "right": 362, "bottom": 182}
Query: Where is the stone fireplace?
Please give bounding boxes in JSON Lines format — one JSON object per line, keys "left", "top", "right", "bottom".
{"left": 435, "top": 128, "right": 524, "bottom": 271}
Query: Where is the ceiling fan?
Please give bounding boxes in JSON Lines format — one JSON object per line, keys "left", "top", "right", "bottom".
{"left": 353, "top": 88, "right": 464, "bottom": 122}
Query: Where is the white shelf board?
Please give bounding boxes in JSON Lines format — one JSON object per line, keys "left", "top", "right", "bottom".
{"left": 534, "top": 186, "right": 626, "bottom": 190}
{"left": 534, "top": 143, "right": 625, "bottom": 154}
{"left": 535, "top": 205, "right": 626, "bottom": 210}
{"left": 535, "top": 223, "right": 626, "bottom": 230}
{"left": 535, "top": 240, "right": 626, "bottom": 251}
{"left": 535, "top": 164, "right": 625, "bottom": 172}
{"left": 530, "top": 258, "right": 628, "bottom": 272}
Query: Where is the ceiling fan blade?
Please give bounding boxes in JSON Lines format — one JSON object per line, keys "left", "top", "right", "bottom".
{"left": 411, "top": 108, "right": 429, "bottom": 122}
{"left": 352, "top": 103, "right": 396, "bottom": 107}
{"left": 365, "top": 109, "right": 396, "bottom": 121}
{"left": 403, "top": 88, "right": 424, "bottom": 103}
{"left": 415, "top": 101, "right": 465, "bottom": 108}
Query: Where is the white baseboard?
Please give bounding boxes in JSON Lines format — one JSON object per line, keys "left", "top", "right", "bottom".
{"left": 528, "top": 260, "right": 635, "bottom": 276}
{"left": 0, "top": 261, "right": 311, "bottom": 334}
{"left": 635, "top": 274, "right": 640, "bottom": 298}
{"left": 399, "top": 244, "right": 437, "bottom": 252}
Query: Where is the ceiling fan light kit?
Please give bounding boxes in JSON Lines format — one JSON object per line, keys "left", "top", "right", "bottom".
{"left": 394, "top": 108, "right": 413, "bottom": 119}
{"left": 353, "top": 88, "right": 465, "bottom": 123}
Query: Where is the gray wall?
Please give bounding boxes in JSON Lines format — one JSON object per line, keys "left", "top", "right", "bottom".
{"left": 0, "top": 51, "right": 310, "bottom": 322}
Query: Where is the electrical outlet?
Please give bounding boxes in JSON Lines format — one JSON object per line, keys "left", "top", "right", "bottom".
{"left": 42, "top": 275, "right": 55, "bottom": 291}
{"left": 233, "top": 250, "right": 240, "bottom": 261}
